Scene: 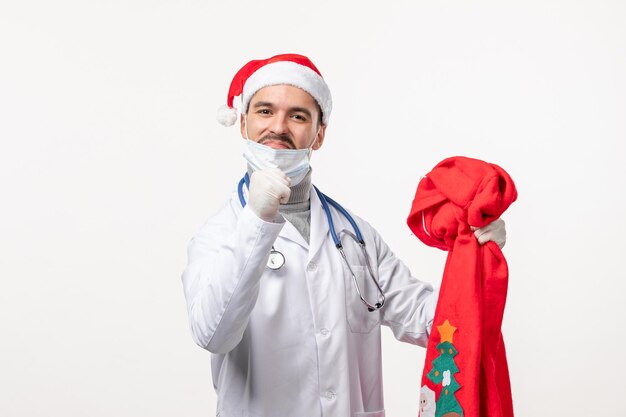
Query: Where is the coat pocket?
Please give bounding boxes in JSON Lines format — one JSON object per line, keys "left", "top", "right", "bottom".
{"left": 343, "top": 264, "right": 381, "bottom": 333}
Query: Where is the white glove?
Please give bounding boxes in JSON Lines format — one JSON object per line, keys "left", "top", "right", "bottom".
{"left": 247, "top": 168, "right": 291, "bottom": 222}
{"left": 471, "top": 218, "right": 506, "bottom": 249}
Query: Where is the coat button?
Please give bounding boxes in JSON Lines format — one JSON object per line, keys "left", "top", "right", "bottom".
{"left": 307, "top": 262, "right": 317, "bottom": 272}
{"left": 320, "top": 328, "right": 329, "bottom": 336}
{"left": 324, "top": 390, "right": 336, "bottom": 400}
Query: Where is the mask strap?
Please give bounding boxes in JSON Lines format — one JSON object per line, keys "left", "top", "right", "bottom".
{"left": 244, "top": 114, "right": 251, "bottom": 141}
{"left": 307, "top": 125, "right": 322, "bottom": 157}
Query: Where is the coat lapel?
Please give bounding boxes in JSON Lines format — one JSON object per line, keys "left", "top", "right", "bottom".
{"left": 277, "top": 217, "right": 309, "bottom": 249}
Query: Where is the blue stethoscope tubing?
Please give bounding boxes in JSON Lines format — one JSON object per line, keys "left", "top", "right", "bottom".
{"left": 237, "top": 172, "right": 385, "bottom": 312}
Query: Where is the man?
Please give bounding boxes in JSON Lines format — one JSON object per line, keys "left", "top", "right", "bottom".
{"left": 181, "top": 54, "right": 506, "bottom": 417}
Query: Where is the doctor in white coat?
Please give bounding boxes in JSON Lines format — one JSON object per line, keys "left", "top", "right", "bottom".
{"left": 181, "top": 54, "right": 506, "bottom": 417}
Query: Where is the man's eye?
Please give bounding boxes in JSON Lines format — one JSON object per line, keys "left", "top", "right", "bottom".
{"left": 292, "top": 114, "right": 307, "bottom": 121}
{"left": 257, "top": 109, "right": 271, "bottom": 115}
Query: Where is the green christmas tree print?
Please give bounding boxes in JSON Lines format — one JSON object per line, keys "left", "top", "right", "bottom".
{"left": 426, "top": 319, "right": 463, "bottom": 417}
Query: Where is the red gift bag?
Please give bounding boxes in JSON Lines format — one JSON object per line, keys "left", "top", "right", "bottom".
{"left": 407, "top": 156, "right": 517, "bottom": 417}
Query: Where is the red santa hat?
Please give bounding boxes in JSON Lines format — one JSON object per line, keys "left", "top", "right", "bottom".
{"left": 217, "top": 53, "right": 332, "bottom": 126}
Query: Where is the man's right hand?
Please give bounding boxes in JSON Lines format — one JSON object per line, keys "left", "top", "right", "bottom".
{"left": 248, "top": 168, "right": 291, "bottom": 222}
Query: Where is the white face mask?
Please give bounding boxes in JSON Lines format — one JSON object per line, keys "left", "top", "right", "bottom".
{"left": 242, "top": 116, "right": 320, "bottom": 186}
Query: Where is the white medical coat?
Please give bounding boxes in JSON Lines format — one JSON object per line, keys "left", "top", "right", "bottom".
{"left": 182, "top": 185, "right": 438, "bottom": 417}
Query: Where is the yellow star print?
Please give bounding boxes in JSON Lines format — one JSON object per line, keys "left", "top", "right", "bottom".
{"left": 437, "top": 319, "right": 457, "bottom": 344}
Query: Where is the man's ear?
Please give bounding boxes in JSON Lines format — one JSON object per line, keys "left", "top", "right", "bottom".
{"left": 312, "top": 124, "right": 327, "bottom": 150}
{"left": 239, "top": 114, "right": 247, "bottom": 139}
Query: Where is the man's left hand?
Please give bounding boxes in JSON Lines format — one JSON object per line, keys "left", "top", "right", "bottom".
{"left": 470, "top": 219, "right": 506, "bottom": 249}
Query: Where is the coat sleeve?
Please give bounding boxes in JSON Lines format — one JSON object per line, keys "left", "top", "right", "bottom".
{"left": 181, "top": 202, "right": 284, "bottom": 354}
{"left": 369, "top": 224, "right": 439, "bottom": 347}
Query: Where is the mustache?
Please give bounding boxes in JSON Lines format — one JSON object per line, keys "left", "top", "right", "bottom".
{"left": 259, "top": 134, "right": 295, "bottom": 149}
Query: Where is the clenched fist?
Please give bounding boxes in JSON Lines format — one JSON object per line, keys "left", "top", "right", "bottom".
{"left": 248, "top": 168, "right": 291, "bottom": 222}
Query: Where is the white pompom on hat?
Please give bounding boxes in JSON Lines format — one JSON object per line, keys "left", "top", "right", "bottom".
{"left": 217, "top": 53, "right": 332, "bottom": 126}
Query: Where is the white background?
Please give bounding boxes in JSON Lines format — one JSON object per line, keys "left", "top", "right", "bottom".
{"left": 1, "top": 1, "right": 625, "bottom": 415}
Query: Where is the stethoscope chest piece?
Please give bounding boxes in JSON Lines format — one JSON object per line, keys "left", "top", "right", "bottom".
{"left": 267, "top": 249, "right": 285, "bottom": 270}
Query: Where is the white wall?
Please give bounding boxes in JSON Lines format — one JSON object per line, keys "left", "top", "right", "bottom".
{"left": 1, "top": 1, "right": 624, "bottom": 415}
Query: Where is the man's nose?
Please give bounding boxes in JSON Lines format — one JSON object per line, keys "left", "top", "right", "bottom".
{"left": 268, "top": 113, "right": 289, "bottom": 135}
